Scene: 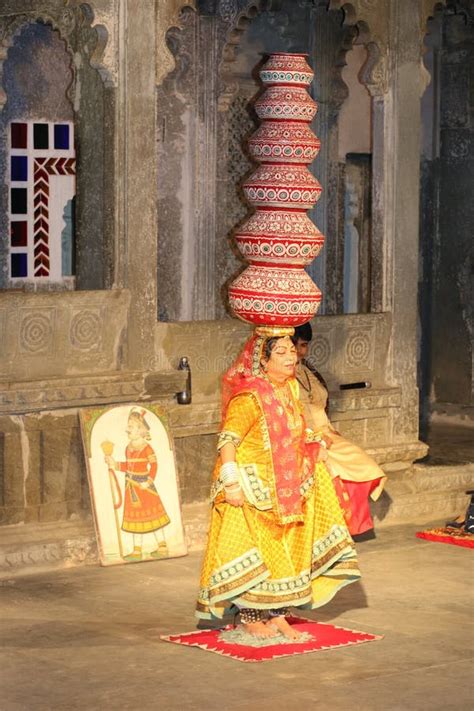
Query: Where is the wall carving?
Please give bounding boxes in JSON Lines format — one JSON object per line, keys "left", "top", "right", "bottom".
{"left": 69, "top": 309, "right": 103, "bottom": 351}
{"left": 19, "top": 309, "right": 55, "bottom": 355}
{"left": 224, "top": 93, "right": 255, "bottom": 225}
{"left": 312, "top": 334, "right": 331, "bottom": 370}
{"left": 216, "top": 0, "right": 276, "bottom": 111}
{"left": 345, "top": 328, "right": 375, "bottom": 370}
{"left": 422, "top": 1, "right": 448, "bottom": 30}
{"left": 2, "top": 290, "right": 130, "bottom": 382}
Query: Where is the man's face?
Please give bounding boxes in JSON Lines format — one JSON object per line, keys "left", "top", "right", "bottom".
{"left": 295, "top": 338, "right": 309, "bottom": 362}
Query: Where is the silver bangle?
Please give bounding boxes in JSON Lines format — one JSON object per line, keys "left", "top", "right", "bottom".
{"left": 225, "top": 483, "right": 242, "bottom": 493}
{"left": 220, "top": 461, "right": 239, "bottom": 486}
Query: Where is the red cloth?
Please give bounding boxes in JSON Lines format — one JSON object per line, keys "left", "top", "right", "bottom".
{"left": 340, "top": 478, "right": 382, "bottom": 536}
{"left": 161, "top": 615, "right": 382, "bottom": 663}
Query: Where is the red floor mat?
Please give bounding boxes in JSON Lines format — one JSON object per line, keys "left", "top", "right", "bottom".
{"left": 416, "top": 526, "right": 474, "bottom": 549}
{"left": 161, "top": 615, "right": 382, "bottom": 663}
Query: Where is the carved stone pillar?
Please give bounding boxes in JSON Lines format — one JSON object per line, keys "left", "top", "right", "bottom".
{"left": 192, "top": 15, "right": 218, "bottom": 320}
{"left": 117, "top": 0, "right": 158, "bottom": 369}
{"left": 385, "top": 0, "right": 425, "bottom": 444}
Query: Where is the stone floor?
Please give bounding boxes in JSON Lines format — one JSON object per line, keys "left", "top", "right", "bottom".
{"left": 1, "top": 522, "right": 473, "bottom": 711}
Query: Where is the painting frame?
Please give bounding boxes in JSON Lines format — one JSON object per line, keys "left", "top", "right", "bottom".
{"left": 80, "top": 402, "right": 187, "bottom": 566}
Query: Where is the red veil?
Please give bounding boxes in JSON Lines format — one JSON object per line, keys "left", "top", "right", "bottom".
{"left": 221, "top": 332, "right": 318, "bottom": 525}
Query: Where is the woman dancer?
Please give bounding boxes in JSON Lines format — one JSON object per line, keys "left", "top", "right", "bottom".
{"left": 196, "top": 330, "right": 360, "bottom": 639}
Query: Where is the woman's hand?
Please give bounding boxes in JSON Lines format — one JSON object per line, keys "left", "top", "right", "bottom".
{"left": 316, "top": 446, "right": 328, "bottom": 463}
{"left": 225, "top": 485, "right": 245, "bottom": 507}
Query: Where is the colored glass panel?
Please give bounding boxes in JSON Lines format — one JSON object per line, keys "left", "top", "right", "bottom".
{"left": 33, "top": 123, "right": 49, "bottom": 149}
{"left": 11, "top": 188, "right": 27, "bottom": 214}
{"left": 54, "top": 124, "right": 70, "bottom": 150}
{"left": 11, "top": 253, "right": 28, "bottom": 278}
{"left": 10, "top": 221, "right": 28, "bottom": 247}
{"left": 11, "top": 156, "right": 28, "bottom": 181}
{"left": 11, "top": 123, "right": 27, "bottom": 148}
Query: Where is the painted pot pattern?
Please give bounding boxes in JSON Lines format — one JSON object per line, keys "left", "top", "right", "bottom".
{"left": 229, "top": 53, "right": 325, "bottom": 327}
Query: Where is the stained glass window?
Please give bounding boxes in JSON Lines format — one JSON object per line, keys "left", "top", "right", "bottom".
{"left": 9, "top": 120, "right": 75, "bottom": 282}
{"left": 33, "top": 123, "right": 49, "bottom": 149}
{"left": 11, "top": 156, "right": 28, "bottom": 181}
{"left": 11, "top": 188, "right": 27, "bottom": 214}
{"left": 11, "top": 253, "right": 28, "bottom": 278}
{"left": 10, "top": 221, "right": 28, "bottom": 247}
{"left": 54, "top": 124, "right": 69, "bottom": 150}
{"left": 11, "top": 122, "right": 27, "bottom": 149}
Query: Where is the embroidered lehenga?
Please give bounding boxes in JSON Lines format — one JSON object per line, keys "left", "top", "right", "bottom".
{"left": 196, "top": 334, "right": 360, "bottom": 622}
{"left": 295, "top": 361, "right": 386, "bottom": 536}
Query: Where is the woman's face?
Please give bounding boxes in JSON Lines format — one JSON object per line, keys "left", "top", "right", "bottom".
{"left": 263, "top": 336, "right": 297, "bottom": 382}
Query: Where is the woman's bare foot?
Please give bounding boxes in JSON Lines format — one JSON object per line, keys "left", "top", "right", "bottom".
{"left": 242, "top": 621, "right": 278, "bottom": 638}
{"left": 267, "top": 615, "right": 302, "bottom": 640}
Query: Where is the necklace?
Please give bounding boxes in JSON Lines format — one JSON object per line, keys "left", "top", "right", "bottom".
{"left": 273, "top": 382, "right": 301, "bottom": 432}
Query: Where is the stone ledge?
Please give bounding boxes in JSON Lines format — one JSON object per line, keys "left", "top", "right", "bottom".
{"left": 0, "top": 370, "right": 187, "bottom": 415}
{"left": 373, "top": 463, "right": 474, "bottom": 528}
{"left": 368, "top": 440, "right": 429, "bottom": 465}
{"left": 167, "top": 402, "right": 220, "bottom": 437}
{"left": 0, "top": 519, "right": 97, "bottom": 578}
{"left": 168, "top": 387, "right": 401, "bottom": 438}
{"left": 330, "top": 387, "right": 401, "bottom": 413}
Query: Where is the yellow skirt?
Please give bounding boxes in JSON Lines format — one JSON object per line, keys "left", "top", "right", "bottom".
{"left": 196, "top": 463, "right": 360, "bottom": 620}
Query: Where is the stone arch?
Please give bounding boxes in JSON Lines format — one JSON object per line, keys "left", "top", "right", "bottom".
{"left": 0, "top": 15, "right": 74, "bottom": 109}
{"left": 0, "top": 6, "right": 113, "bottom": 291}
{"left": 216, "top": 1, "right": 384, "bottom": 114}
{"left": 0, "top": 20, "right": 76, "bottom": 287}
{"left": 156, "top": 0, "right": 197, "bottom": 87}
{"left": 155, "top": 0, "right": 387, "bottom": 320}
{"left": 217, "top": 1, "right": 273, "bottom": 111}
{"left": 0, "top": 4, "right": 110, "bottom": 108}
{"left": 331, "top": 3, "right": 387, "bottom": 98}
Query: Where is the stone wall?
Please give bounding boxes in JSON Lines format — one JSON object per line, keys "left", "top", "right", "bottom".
{"left": 0, "top": 290, "right": 129, "bottom": 386}
{"left": 419, "top": 5, "right": 474, "bottom": 427}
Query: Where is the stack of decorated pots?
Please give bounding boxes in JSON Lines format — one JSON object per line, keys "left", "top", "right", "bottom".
{"left": 228, "top": 53, "right": 324, "bottom": 328}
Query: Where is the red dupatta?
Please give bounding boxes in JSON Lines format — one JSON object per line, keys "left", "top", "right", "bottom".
{"left": 222, "top": 333, "right": 318, "bottom": 525}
